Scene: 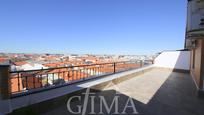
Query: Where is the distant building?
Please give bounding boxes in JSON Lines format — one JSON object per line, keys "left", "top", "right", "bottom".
{"left": 13, "top": 61, "right": 47, "bottom": 71}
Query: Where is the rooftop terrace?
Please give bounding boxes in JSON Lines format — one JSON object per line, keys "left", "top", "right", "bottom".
{"left": 1, "top": 50, "right": 203, "bottom": 115}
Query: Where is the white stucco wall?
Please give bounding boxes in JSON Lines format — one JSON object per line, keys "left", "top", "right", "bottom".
{"left": 21, "top": 64, "right": 48, "bottom": 70}
{"left": 154, "top": 51, "right": 190, "bottom": 70}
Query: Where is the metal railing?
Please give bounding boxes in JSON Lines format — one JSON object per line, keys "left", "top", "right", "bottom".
{"left": 9, "top": 61, "right": 152, "bottom": 98}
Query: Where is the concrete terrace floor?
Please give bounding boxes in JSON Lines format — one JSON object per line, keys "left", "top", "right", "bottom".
{"left": 42, "top": 69, "right": 204, "bottom": 115}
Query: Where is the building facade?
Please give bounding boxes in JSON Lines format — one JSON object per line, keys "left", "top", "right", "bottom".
{"left": 185, "top": 0, "right": 204, "bottom": 92}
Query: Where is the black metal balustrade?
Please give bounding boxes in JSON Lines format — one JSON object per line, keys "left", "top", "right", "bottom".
{"left": 9, "top": 61, "right": 152, "bottom": 98}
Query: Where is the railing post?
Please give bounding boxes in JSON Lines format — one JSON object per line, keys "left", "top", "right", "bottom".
{"left": 0, "top": 65, "right": 11, "bottom": 99}
{"left": 113, "top": 63, "right": 116, "bottom": 73}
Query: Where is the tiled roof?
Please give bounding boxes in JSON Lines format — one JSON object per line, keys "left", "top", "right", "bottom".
{"left": 0, "top": 58, "right": 6, "bottom": 63}
{"left": 43, "top": 62, "right": 71, "bottom": 67}
{"left": 14, "top": 61, "right": 28, "bottom": 66}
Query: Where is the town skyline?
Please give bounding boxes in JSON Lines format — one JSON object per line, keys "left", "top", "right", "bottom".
{"left": 0, "top": 51, "right": 160, "bottom": 55}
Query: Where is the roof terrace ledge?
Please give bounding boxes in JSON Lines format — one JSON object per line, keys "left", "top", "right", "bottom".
{"left": 0, "top": 65, "right": 154, "bottom": 114}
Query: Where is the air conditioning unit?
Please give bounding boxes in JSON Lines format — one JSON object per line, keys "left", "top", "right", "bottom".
{"left": 186, "top": 39, "right": 197, "bottom": 49}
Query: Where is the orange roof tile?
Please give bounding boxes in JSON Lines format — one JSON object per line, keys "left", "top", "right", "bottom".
{"left": 14, "top": 61, "right": 28, "bottom": 66}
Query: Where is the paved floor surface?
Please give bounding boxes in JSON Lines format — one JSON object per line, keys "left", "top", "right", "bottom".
{"left": 42, "top": 69, "right": 204, "bottom": 115}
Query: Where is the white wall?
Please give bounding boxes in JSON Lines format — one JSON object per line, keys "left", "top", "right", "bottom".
{"left": 154, "top": 51, "right": 190, "bottom": 70}
{"left": 20, "top": 63, "right": 48, "bottom": 71}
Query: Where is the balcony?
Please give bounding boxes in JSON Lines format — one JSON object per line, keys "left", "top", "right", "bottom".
{"left": 186, "top": 0, "right": 204, "bottom": 38}
{"left": 0, "top": 51, "right": 204, "bottom": 115}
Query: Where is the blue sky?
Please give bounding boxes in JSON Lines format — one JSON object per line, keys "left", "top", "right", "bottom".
{"left": 0, "top": 0, "right": 187, "bottom": 55}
